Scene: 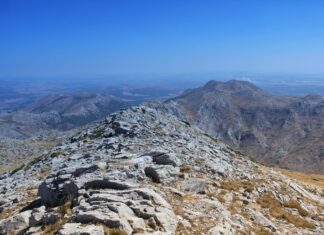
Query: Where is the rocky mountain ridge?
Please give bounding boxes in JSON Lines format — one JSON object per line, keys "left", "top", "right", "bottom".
{"left": 149, "top": 80, "right": 324, "bottom": 174}
{"left": 0, "top": 106, "right": 323, "bottom": 234}
{"left": 0, "top": 93, "right": 132, "bottom": 139}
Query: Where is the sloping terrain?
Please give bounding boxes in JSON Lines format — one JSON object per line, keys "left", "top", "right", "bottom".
{"left": 0, "top": 93, "right": 132, "bottom": 139}
{"left": 0, "top": 106, "right": 323, "bottom": 234}
{"left": 149, "top": 80, "right": 324, "bottom": 174}
{"left": 0, "top": 93, "right": 133, "bottom": 173}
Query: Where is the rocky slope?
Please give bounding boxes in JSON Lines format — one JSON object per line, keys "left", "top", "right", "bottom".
{"left": 0, "top": 131, "right": 74, "bottom": 174}
{"left": 0, "top": 106, "right": 323, "bottom": 234}
{"left": 149, "top": 80, "right": 324, "bottom": 174}
{"left": 0, "top": 93, "right": 133, "bottom": 173}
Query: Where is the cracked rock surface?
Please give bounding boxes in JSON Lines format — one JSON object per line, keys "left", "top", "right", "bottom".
{"left": 0, "top": 106, "right": 323, "bottom": 234}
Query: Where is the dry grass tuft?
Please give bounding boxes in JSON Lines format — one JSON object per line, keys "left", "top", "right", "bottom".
{"left": 180, "top": 164, "right": 191, "bottom": 173}
{"left": 40, "top": 219, "right": 65, "bottom": 235}
{"left": 216, "top": 190, "right": 226, "bottom": 203}
{"left": 57, "top": 198, "right": 73, "bottom": 217}
{"left": 103, "top": 226, "right": 128, "bottom": 235}
{"left": 243, "top": 224, "right": 275, "bottom": 235}
{"left": 220, "top": 180, "right": 254, "bottom": 193}
{"left": 284, "top": 199, "right": 309, "bottom": 217}
{"left": 257, "top": 193, "right": 315, "bottom": 229}
{"left": 182, "top": 194, "right": 198, "bottom": 201}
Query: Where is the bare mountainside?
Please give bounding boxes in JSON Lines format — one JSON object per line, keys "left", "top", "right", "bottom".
{"left": 148, "top": 80, "right": 324, "bottom": 174}
{"left": 0, "top": 93, "right": 133, "bottom": 139}
{"left": 0, "top": 106, "right": 323, "bottom": 234}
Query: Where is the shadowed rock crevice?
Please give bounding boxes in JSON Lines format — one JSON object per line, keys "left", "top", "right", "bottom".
{"left": 84, "top": 180, "right": 131, "bottom": 190}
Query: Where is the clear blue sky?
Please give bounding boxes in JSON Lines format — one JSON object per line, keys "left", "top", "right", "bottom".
{"left": 1, "top": 0, "right": 324, "bottom": 77}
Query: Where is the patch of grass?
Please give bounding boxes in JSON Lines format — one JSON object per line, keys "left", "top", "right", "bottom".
{"left": 57, "top": 198, "right": 73, "bottom": 217}
{"left": 244, "top": 224, "right": 275, "bottom": 235}
{"left": 220, "top": 180, "right": 254, "bottom": 193}
{"left": 102, "top": 226, "right": 128, "bottom": 235}
{"left": 90, "top": 128, "right": 105, "bottom": 139}
{"left": 50, "top": 152, "right": 60, "bottom": 158}
{"left": 29, "top": 140, "right": 54, "bottom": 148}
{"left": 284, "top": 199, "right": 309, "bottom": 217}
{"left": 257, "top": 193, "right": 315, "bottom": 229}
{"left": 24, "top": 155, "right": 44, "bottom": 170}
{"left": 180, "top": 164, "right": 191, "bottom": 173}
{"left": 276, "top": 168, "right": 324, "bottom": 189}
{"left": 182, "top": 194, "right": 198, "bottom": 201}
{"left": 194, "top": 158, "right": 204, "bottom": 164}
{"left": 41, "top": 219, "right": 65, "bottom": 235}
{"left": 40, "top": 197, "right": 74, "bottom": 235}
{"left": 216, "top": 190, "right": 226, "bottom": 203}
{"left": 10, "top": 163, "right": 25, "bottom": 175}
{"left": 228, "top": 203, "right": 238, "bottom": 215}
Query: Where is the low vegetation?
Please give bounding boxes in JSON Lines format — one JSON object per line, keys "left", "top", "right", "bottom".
{"left": 257, "top": 193, "right": 315, "bottom": 229}
{"left": 90, "top": 128, "right": 105, "bottom": 139}
{"left": 180, "top": 164, "right": 191, "bottom": 173}
{"left": 283, "top": 199, "right": 309, "bottom": 217}
{"left": 10, "top": 163, "right": 25, "bottom": 175}
{"left": 50, "top": 151, "right": 60, "bottom": 158}
{"left": 103, "top": 226, "right": 128, "bottom": 235}
{"left": 40, "top": 219, "right": 65, "bottom": 235}
{"left": 276, "top": 168, "right": 324, "bottom": 189}
{"left": 215, "top": 189, "right": 226, "bottom": 203}
{"left": 220, "top": 180, "right": 254, "bottom": 193}
{"left": 40, "top": 198, "right": 73, "bottom": 235}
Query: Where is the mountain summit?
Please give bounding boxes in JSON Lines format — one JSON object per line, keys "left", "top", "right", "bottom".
{"left": 152, "top": 80, "right": 324, "bottom": 174}
{"left": 0, "top": 106, "right": 323, "bottom": 234}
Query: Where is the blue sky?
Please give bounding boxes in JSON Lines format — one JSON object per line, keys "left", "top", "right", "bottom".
{"left": 1, "top": 0, "right": 324, "bottom": 77}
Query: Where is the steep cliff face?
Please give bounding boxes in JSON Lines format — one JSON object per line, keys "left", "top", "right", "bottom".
{"left": 150, "top": 80, "right": 324, "bottom": 174}
{"left": 0, "top": 106, "right": 323, "bottom": 234}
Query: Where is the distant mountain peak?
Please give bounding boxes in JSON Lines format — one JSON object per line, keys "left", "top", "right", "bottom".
{"left": 204, "top": 79, "right": 267, "bottom": 94}
{"left": 161, "top": 80, "right": 324, "bottom": 174}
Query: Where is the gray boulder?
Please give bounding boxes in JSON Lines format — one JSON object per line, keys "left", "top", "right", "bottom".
{"left": 58, "top": 223, "right": 105, "bottom": 235}
{"left": 0, "top": 210, "right": 32, "bottom": 234}
{"left": 144, "top": 165, "right": 179, "bottom": 184}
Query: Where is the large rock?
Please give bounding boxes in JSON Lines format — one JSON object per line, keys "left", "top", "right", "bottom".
{"left": 144, "top": 165, "right": 179, "bottom": 184}
{"left": 74, "top": 210, "right": 133, "bottom": 234}
{"left": 29, "top": 206, "right": 59, "bottom": 227}
{"left": 0, "top": 210, "right": 32, "bottom": 234}
{"left": 72, "top": 187, "right": 177, "bottom": 235}
{"left": 148, "top": 152, "right": 181, "bottom": 167}
{"left": 248, "top": 209, "right": 277, "bottom": 232}
{"left": 179, "top": 178, "right": 206, "bottom": 193}
{"left": 58, "top": 223, "right": 105, "bottom": 235}
{"left": 37, "top": 179, "right": 79, "bottom": 207}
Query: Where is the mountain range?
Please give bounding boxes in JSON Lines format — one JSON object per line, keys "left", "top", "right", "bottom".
{"left": 0, "top": 80, "right": 323, "bottom": 175}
